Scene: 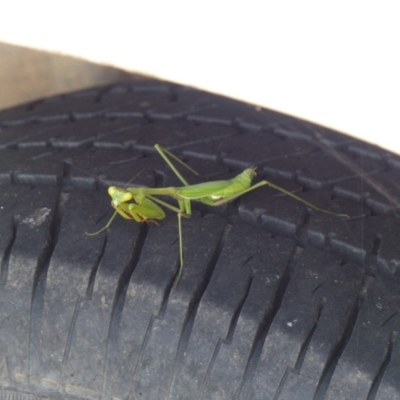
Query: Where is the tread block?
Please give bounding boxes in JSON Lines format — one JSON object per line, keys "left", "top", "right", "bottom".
{"left": 296, "top": 150, "right": 383, "bottom": 189}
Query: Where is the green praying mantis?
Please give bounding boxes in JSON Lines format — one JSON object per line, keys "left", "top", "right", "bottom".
{"left": 88, "top": 144, "right": 348, "bottom": 286}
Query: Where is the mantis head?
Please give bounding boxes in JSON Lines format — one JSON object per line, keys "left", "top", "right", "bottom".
{"left": 108, "top": 186, "right": 133, "bottom": 208}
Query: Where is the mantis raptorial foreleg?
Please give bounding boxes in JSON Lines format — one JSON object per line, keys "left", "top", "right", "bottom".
{"left": 88, "top": 143, "right": 349, "bottom": 287}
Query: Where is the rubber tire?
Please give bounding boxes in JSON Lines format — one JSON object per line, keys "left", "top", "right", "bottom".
{"left": 0, "top": 79, "right": 400, "bottom": 400}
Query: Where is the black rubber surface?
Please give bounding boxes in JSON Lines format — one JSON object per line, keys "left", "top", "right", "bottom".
{"left": 0, "top": 80, "right": 400, "bottom": 400}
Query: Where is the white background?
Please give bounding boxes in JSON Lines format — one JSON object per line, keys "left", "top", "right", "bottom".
{"left": 1, "top": 1, "right": 399, "bottom": 153}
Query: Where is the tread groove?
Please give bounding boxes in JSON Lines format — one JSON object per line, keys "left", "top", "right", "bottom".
{"left": 198, "top": 276, "right": 253, "bottom": 398}
{"left": 367, "top": 331, "right": 396, "bottom": 400}
{"left": 60, "top": 295, "right": 82, "bottom": 385}
{"left": 238, "top": 245, "right": 303, "bottom": 399}
{"left": 102, "top": 223, "right": 149, "bottom": 396}
{"left": 382, "top": 312, "right": 398, "bottom": 328}
{"left": 226, "top": 275, "right": 254, "bottom": 344}
{"left": 29, "top": 190, "right": 66, "bottom": 382}
{"left": 168, "top": 222, "right": 232, "bottom": 398}
{"left": 314, "top": 277, "right": 367, "bottom": 399}
{"left": 86, "top": 234, "right": 107, "bottom": 299}
{"left": 0, "top": 216, "right": 17, "bottom": 285}
{"left": 129, "top": 314, "right": 156, "bottom": 397}
{"left": 294, "top": 298, "right": 325, "bottom": 373}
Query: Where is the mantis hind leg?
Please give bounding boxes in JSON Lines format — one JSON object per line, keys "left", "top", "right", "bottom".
{"left": 259, "top": 180, "right": 350, "bottom": 218}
